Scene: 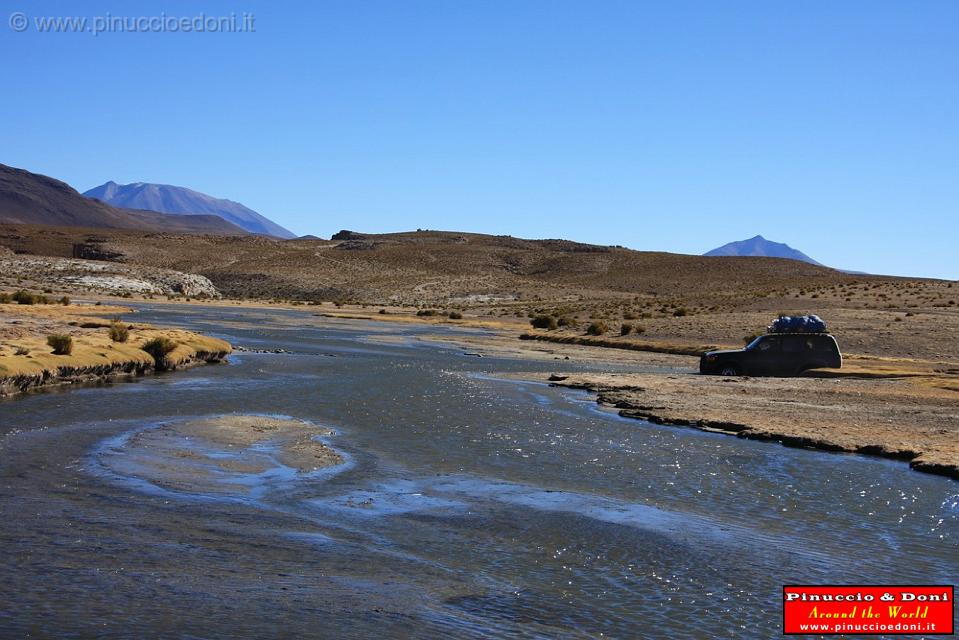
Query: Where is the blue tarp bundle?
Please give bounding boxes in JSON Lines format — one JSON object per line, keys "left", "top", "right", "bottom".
{"left": 767, "top": 315, "right": 827, "bottom": 334}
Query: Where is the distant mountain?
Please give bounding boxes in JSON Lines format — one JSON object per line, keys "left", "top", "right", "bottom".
{"left": 84, "top": 181, "right": 295, "bottom": 239}
{"left": 704, "top": 235, "right": 823, "bottom": 266}
{"left": 0, "top": 163, "right": 246, "bottom": 235}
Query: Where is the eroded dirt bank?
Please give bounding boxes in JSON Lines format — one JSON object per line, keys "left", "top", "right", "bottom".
{"left": 544, "top": 372, "right": 959, "bottom": 479}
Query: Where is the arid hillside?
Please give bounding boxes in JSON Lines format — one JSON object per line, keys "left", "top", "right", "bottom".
{"left": 0, "top": 225, "right": 872, "bottom": 304}
{"left": 0, "top": 164, "right": 246, "bottom": 235}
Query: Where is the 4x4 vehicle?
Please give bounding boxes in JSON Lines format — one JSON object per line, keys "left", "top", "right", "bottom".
{"left": 700, "top": 333, "right": 842, "bottom": 377}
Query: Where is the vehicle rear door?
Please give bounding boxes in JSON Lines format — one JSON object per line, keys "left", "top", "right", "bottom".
{"left": 810, "top": 335, "right": 842, "bottom": 368}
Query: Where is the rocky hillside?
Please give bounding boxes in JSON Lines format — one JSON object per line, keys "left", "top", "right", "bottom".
{"left": 0, "top": 253, "right": 220, "bottom": 298}
{"left": 0, "top": 224, "right": 859, "bottom": 306}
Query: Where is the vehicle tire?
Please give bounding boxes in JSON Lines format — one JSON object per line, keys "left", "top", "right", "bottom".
{"left": 719, "top": 365, "right": 740, "bottom": 377}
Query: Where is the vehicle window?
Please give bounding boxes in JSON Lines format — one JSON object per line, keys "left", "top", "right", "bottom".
{"left": 813, "top": 337, "right": 836, "bottom": 352}
{"left": 758, "top": 336, "right": 779, "bottom": 352}
{"left": 783, "top": 336, "right": 803, "bottom": 353}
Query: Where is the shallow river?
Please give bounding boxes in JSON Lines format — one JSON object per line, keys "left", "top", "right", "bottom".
{"left": 0, "top": 305, "right": 956, "bottom": 638}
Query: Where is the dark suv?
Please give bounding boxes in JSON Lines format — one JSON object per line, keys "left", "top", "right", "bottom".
{"left": 700, "top": 333, "right": 842, "bottom": 377}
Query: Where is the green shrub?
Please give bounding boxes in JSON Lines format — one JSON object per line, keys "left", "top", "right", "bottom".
{"left": 141, "top": 337, "right": 178, "bottom": 370}
{"left": 586, "top": 321, "right": 608, "bottom": 336}
{"left": 109, "top": 322, "right": 130, "bottom": 343}
{"left": 530, "top": 314, "right": 558, "bottom": 330}
{"left": 448, "top": 311, "right": 463, "bottom": 320}
{"left": 13, "top": 290, "right": 37, "bottom": 305}
{"left": 47, "top": 334, "right": 73, "bottom": 355}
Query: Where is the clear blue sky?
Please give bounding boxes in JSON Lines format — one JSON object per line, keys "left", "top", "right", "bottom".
{"left": 2, "top": 1, "right": 956, "bottom": 279}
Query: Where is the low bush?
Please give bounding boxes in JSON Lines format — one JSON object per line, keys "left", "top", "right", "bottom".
{"left": 47, "top": 334, "right": 73, "bottom": 355}
{"left": 448, "top": 311, "right": 463, "bottom": 320}
{"left": 58, "top": 296, "right": 71, "bottom": 306}
{"left": 13, "top": 290, "right": 37, "bottom": 305}
{"left": 620, "top": 323, "right": 633, "bottom": 336}
{"left": 586, "top": 321, "right": 608, "bottom": 336}
{"left": 530, "top": 314, "right": 558, "bottom": 330}
{"left": 0, "top": 292, "right": 11, "bottom": 304}
{"left": 557, "top": 316, "right": 574, "bottom": 327}
{"left": 14, "top": 346, "right": 30, "bottom": 356}
{"left": 141, "top": 336, "right": 178, "bottom": 370}
{"left": 109, "top": 322, "right": 130, "bottom": 343}
{"left": 672, "top": 307, "right": 688, "bottom": 317}
{"left": 416, "top": 309, "right": 439, "bottom": 317}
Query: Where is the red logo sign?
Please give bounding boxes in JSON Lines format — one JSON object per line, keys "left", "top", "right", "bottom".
{"left": 783, "top": 585, "right": 954, "bottom": 635}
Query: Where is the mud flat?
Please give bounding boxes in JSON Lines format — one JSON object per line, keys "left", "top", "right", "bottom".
{"left": 96, "top": 415, "right": 343, "bottom": 498}
{"left": 544, "top": 372, "right": 959, "bottom": 479}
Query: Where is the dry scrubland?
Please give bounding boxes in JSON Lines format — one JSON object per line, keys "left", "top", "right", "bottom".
{"left": 3, "top": 224, "right": 956, "bottom": 385}
{"left": 0, "top": 296, "right": 231, "bottom": 396}
{"left": 2, "top": 225, "right": 956, "bottom": 371}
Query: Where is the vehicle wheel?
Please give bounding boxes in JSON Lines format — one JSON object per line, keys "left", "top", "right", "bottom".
{"left": 719, "top": 365, "right": 739, "bottom": 377}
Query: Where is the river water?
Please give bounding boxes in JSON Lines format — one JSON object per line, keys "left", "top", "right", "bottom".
{"left": 0, "top": 305, "right": 955, "bottom": 638}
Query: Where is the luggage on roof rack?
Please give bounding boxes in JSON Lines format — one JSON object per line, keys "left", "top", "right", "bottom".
{"left": 767, "top": 314, "right": 826, "bottom": 334}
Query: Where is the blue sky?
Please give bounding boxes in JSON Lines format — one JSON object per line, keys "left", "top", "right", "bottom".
{"left": 2, "top": 1, "right": 956, "bottom": 278}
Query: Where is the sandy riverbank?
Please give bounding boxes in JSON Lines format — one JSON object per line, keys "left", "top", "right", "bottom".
{"left": 536, "top": 372, "right": 959, "bottom": 480}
